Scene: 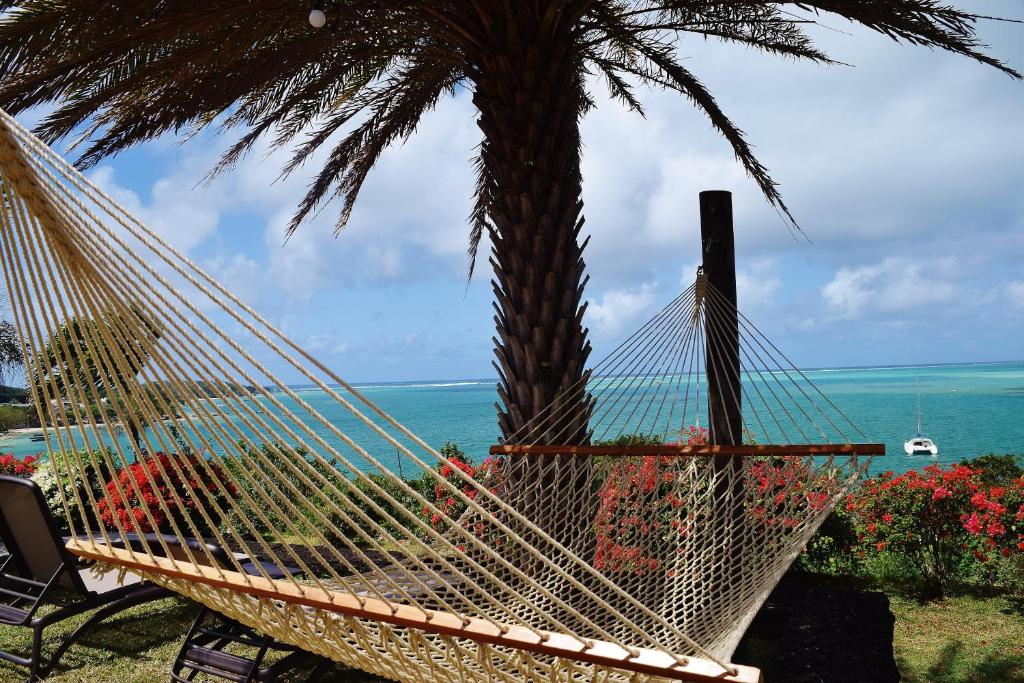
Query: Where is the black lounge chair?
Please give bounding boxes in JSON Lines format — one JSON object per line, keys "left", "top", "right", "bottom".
{"left": 171, "top": 605, "right": 333, "bottom": 683}
{"left": 0, "top": 475, "right": 331, "bottom": 682}
{"left": 0, "top": 474, "right": 172, "bottom": 681}
{"left": 93, "top": 533, "right": 332, "bottom": 682}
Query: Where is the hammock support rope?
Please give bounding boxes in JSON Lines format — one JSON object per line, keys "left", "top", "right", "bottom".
{"left": 0, "top": 108, "right": 879, "bottom": 683}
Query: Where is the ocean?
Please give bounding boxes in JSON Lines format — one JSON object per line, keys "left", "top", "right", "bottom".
{"left": 2, "top": 361, "right": 1021, "bottom": 475}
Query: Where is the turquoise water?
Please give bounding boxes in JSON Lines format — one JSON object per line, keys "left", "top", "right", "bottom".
{"left": 2, "top": 362, "right": 1021, "bottom": 475}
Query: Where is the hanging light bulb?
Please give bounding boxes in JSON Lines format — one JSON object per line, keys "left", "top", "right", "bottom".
{"left": 309, "top": 1, "right": 327, "bottom": 28}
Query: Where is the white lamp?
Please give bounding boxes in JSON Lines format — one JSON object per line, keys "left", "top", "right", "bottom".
{"left": 309, "top": 1, "right": 326, "bottom": 28}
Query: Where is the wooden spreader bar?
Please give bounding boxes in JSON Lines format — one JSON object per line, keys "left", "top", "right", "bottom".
{"left": 490, "top": 443, "right": 886, "bottom": 457}
{"left": 67, "top": 542, "right": 761, "bottom": 683}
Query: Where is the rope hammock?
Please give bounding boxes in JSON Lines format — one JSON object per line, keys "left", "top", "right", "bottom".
{"left": 0, "top": 109, "right": 882, "bottom": 683}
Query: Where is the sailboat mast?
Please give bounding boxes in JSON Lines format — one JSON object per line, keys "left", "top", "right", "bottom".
{"left": 915, "top": 375, "right": 922, "bottom": 437}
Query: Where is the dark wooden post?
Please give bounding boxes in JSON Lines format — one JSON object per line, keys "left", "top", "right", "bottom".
{"left": 700, "top": 190, "right": 745, "bottom": 580}
{"left": 699, "top": 190, "right": 742, "bottom": 447}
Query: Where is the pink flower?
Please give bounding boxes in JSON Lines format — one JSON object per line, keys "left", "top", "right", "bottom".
{"left": 932, "top": 487, "right": 951, "bottom": 501}
{"left": 963, "top": 512, "right": 983, "bottom": 535}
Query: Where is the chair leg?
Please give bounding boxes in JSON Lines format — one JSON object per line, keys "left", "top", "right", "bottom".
{"left": 172, "top": 607, "right": 277, "bottom": 683}
{"left": 171, "top": 606, "right": 209, "bottom": 682}
{"left": 26, "top": 624, "right": 42, "bottom": 682}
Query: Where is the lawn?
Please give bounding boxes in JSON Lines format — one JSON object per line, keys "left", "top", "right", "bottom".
{"left": 0, "top": 581, "right": 1020, "bottom": 682}
{"left": 891, "top": 593, "right": 1024, "bottom": 683}
{"left": 0, "top": 596, "right": 385, "bottom": 683}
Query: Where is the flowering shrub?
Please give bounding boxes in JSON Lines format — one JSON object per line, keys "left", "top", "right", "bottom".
{"left": 592, "top": 427, "right": 709, "bottom": 574}
{"left": 748, "top": 456, "right": 834, "bottom": 530}
{"left": 0, "top": 452, "right": 40, "bottom": 477}
{"left": 31, "top": 453, "right": 113, "bottom": 534}
{"left": 422, "top": 442, "right": 503, "bottom": 549}
{"left": 961, "top": 476, "right": 1024, "bottom": 568}
{"left": 845, "top": 461, "right": 1024, "bottom": 596}
{"left": 96, "top": 453, "right": 236, "bottom": 537}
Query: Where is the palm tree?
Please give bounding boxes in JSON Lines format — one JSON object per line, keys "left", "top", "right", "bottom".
{"left": 0, "top": 2, "right": 1017, "bottom": 444}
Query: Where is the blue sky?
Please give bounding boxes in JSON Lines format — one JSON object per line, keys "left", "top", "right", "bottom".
{"left": 14, "top": 7, "right": 1024, "bottom": 383}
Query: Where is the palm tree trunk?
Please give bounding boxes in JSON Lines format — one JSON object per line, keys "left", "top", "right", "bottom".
{"left": 469, "top": 10, "right": 593, "bottom": 558}
{"left": 471, "top": 18, "right": 590, "bottom": 444}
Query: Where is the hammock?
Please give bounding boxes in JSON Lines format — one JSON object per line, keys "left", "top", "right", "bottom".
{"left": 0, "top": 109, "right": 882, "bottom": 683}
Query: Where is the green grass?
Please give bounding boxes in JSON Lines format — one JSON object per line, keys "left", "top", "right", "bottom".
{"left": 892, "top": 593, "right": 1024, "bottom": 683}
{"left": 0, "top": 584, "right": 1020, "bottom": 682}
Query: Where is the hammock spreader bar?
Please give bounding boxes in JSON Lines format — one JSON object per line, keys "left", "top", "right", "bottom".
{"left": 490, "top": 444, "right": 887, "bottom": 457}
{"left": 70, "top": 541, "right": 762, "bottom": 682}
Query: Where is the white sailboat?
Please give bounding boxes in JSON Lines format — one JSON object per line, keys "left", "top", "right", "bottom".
{"left": 904, "top": 377, "right": 938, "bottom": 455}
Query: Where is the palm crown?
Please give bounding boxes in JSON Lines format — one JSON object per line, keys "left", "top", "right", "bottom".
{"left": 0, "top": 1, "right": 1018, "bottom": 440}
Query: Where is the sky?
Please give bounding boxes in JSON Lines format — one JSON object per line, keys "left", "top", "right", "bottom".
{"left": 12, "top": 5, "right": 1024, "bottom": 384}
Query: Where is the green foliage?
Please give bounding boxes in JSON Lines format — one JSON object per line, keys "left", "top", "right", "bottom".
{"left": 221, "top": 441, "right": 480, "bottom": 549}
{"left": 595, "top": 433, "right": 664, "bottom": 447}
{"left": 0, "top": 320, "right": 22, "bottom": 387}
{"left": 995, "top": 553, "right": 1024, "bottom": 598}
{"left": 35, "top": 310, "right": 158, "bottom": 397}
{"left": 0, "top": 384, "right": 28, "bottom": 403}
{"left": 0, "top": 403, "right": 36, "bottom": 433}
{"left": 221, "top": 443, "right": 333, "bottom": 541}
{"left": 960, "top": 453, "right": 1023, "bottom": 487}
{"left": 796, "top": 506, "right": 863, "bottom": 576}
{"left": 592, "top": 432, "right": 665, "bottom": 472}
{"left": 32, "top": 310, "right": 171, "bottom": 442}
{"left": 341, "top": 470, "right": 434, "bottom": 545}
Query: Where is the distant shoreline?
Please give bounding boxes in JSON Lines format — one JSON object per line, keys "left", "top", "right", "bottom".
{"left": 1, "top": 359, "right": 1021, "bottom": 400}
{"left": 0, "top": 417, "right": 179, "bottom": 446}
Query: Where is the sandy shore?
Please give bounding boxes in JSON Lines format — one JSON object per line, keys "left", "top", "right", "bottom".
{"left": 0, "top": 422, "right": 116, "bottom": 445}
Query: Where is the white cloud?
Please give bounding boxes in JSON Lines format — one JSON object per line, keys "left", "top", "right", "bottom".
{"left": 1008, "top": 281, "right": 1024, "bottom": 310}
{"left": 822, "top": 257, "right": 957, "bottom": 320}
{"left": 88, "top": 160, "right": 223, "bottom": 254}
{"left": 587, "top": 283, "right": 657, "bottom": 337}
{"left": 736, "top": 258, "right": 782, "bottom": 311}
{"left": 206, "top": 254, "right": 266, "bottom": 307}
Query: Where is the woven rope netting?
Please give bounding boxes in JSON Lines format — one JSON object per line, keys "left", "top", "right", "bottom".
{"left": 0, "top": 109, "right": 879, "bottom": 683}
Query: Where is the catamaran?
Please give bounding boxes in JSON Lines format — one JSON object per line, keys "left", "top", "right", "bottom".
{"left": 904, "top": 377, "right": 938, "bottom": 455}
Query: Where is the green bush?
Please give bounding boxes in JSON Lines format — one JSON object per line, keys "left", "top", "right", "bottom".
{"left": 339, "top": 470, "right": 434, "bottom": 545}
{"left": 0, "top": 404, "right": 36, "bottom": 433}
{"left": 960, "top": 453, "right": 1023, "bottom": 487}
{"left": 796, "top": 506, "right": 863, "bottom": 575}
{"left": 0, "top": 385, "right": 28, "bottom": 403}
{"left": 996, "top": 553, "right": 1024, "bottom": 597}
{"left": 221, "top": 443, "right": 342, "bottom": 541}
{"left": 220, "top": 442, "right": 436, "bottom": 547}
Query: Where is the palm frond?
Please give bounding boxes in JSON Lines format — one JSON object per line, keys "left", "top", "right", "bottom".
{"left": 0, "top": 0, "right": 1016, "bottom": 252}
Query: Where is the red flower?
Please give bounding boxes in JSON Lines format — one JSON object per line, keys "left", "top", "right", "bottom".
{"left": 963, "top": 512, "right": 983, "bottom": 535}
{"left": 96, "top": 453, "right": 233, "bottom": 536}
{"left": 0, "top": 453, "right": 40, "bottom": 478}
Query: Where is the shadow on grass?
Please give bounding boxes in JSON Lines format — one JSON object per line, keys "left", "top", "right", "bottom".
{"left": 793, "top": 567, "right": 1022, "bottom": 606}
{"left": 0, "top": 598, "right": 199, "bottom": 681}
{"left": 898, "top": 640, "right": 1024, "bottom": 683}
{"left": 71, "top": 599, "right": 198, "bottom": 655}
